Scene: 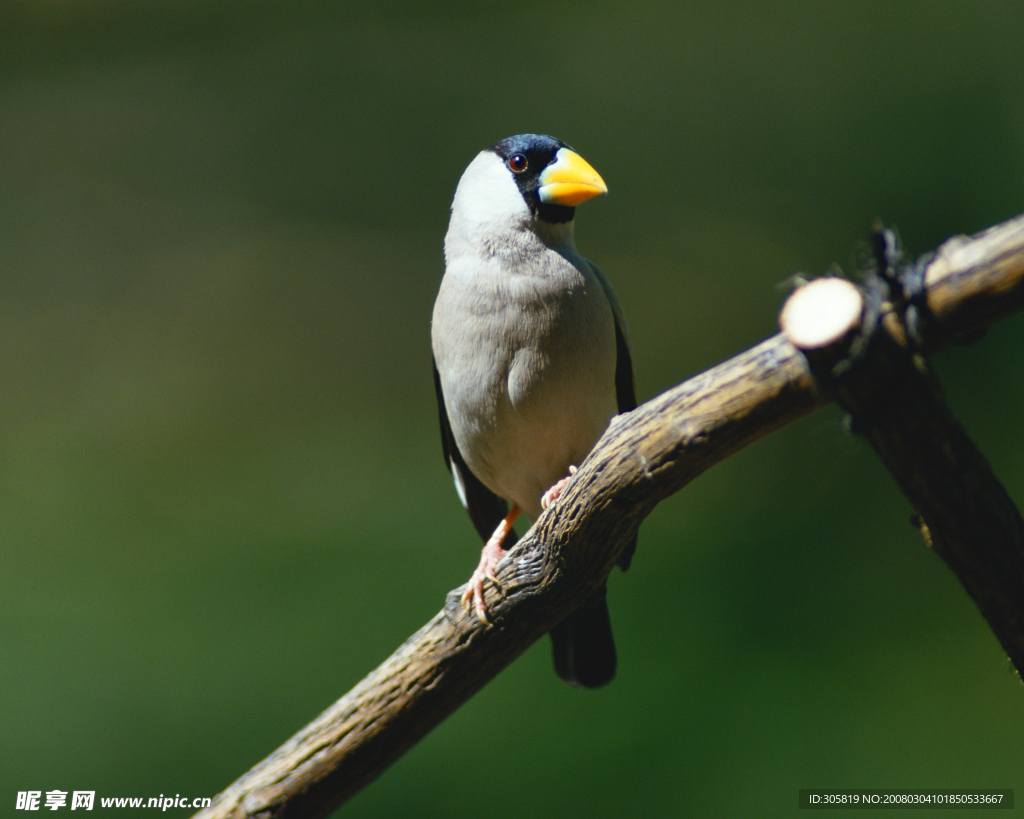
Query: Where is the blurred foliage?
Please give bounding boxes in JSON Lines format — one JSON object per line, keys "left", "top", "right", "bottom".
{"left": 2, "top": 1, "right": 1023, "bottom": 816}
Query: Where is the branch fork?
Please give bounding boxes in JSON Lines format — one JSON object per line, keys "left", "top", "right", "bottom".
{"left": 197, "top": 212, "right": 1024, "bottom": 819}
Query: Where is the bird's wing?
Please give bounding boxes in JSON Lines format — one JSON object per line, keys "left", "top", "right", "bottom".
{"left": 590, "top": 263, "right": 637, "bottom": 414}
{"left": 433, "top": 358, "right": 518, "bottom": 546}
{"left": 589, "top": 263, "right": 637, "bottom": 571}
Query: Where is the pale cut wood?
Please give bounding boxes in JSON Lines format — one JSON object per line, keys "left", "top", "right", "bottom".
{"left": 779, "top": 276, "right": 864, "bottom": 349}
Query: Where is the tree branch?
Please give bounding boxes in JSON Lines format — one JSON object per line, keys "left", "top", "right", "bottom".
{"left": 196, "top": 212, "right": 1024, "bottom": 819}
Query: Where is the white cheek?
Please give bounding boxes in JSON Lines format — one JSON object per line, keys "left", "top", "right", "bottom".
{"left": 449, "top": 152, "right": 530, "bottom": 238}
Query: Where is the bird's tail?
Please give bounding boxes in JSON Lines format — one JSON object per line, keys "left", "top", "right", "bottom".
{"left": 549, "top": 586, "right": 616, "bottom": 688}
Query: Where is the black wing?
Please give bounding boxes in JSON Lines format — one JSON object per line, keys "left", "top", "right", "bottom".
{"left": 433, "top": 359, "right": 518, "bottom": 546}
{"left": 604, "top": 270, "right": 638, "bottom": 571}
{"left": 611, "top": 313, "right": 638, "bottom": 572}
{"left": 613, "top": 313, "right": 636, "bottom": 415}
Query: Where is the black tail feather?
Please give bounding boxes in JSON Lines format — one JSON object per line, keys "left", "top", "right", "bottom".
{"left": 549, "top": 587, "right": 616, "bottom": 688}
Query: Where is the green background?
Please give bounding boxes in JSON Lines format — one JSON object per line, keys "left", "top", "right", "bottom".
{"left": 3, "top": 1, "right": 1023, "bottom": 816}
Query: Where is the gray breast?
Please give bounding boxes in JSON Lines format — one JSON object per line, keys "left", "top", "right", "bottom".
{"left": 432, "top": 247, "right": 618, "bottom": 517}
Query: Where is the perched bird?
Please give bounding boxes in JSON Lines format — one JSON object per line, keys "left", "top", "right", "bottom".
{"left": 432, "top": 134, "right": 636, "bottom": 688}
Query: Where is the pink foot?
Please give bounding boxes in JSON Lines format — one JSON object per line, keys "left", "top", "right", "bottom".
{"left": 461, "top": 505, "right": 521, "bottom": 624}
{"left": 541, "top": 465, "right": 578, "bottom": 510}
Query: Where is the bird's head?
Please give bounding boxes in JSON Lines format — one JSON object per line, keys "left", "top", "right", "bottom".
{"left": 447, "top": 134, "right": 607, "bottom": 252}
{"left": 489, "top": 134, "right": 607, "bottom": 225}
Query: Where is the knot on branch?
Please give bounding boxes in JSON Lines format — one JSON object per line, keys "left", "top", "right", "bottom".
{"left": 864, "top": 221, "right": 949, "bottom": 352}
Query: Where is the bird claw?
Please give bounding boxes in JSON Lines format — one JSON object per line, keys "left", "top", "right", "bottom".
{"left": 460, "top": 520, "right": 515, "bottom": 625}
{"left": 458, "top": 504, "right": 521, "bottom": 625}
{"left": 460, "top": 568, "right": 501, "bottom": 625}
{"left": 541, "top": 465, "right": 578, "bottom": 510}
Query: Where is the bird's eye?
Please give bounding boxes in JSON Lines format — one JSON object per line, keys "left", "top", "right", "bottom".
{"left": 507, "top": 154, "right": 528, "bottom": 173}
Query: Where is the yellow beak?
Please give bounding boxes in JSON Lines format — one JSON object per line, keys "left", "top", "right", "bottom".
{"left": 538, "top": 147, "right": 608, "bottom": 206}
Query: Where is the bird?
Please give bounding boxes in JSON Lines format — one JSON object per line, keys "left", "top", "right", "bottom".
{"left": 431, "top": 134, "right": 636, "bottom": 688}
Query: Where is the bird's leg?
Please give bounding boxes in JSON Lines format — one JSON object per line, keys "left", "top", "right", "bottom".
{"left": 541, "top": 464, "right": 578, "bottom": 510}
{"left": 461, "top": 505, "right": 521, "bottom": 624}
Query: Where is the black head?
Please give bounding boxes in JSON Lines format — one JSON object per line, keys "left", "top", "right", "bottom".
{"left": 488, "top": 134, "right": 577, "bottom": 225}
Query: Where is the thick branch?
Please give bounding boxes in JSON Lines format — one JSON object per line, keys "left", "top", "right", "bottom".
{"left": 780, "top": 273, "right": 1024, "bottom": 670}
{"left": 196, "top": 212, "right": 1024, "bottom": 819}
{"left": 837, "top": 327, "right": 1024, "bottom": 670}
